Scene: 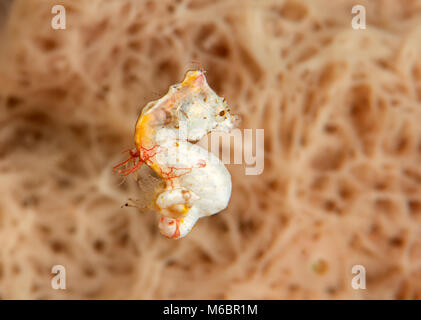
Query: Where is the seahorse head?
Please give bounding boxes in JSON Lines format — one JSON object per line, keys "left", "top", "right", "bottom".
{"left": 134, "top": 70, "right": 239, "bottom": 145}
{"left": 173, "top": 70, "right": 238, "bottom": 142}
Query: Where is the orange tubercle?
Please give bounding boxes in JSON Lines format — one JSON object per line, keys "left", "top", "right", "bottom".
{"left": 171, "top": 219, "right": 181, "bottom": 239}
{"left": 197, "top": 159, "right": 206, "bottom": 168}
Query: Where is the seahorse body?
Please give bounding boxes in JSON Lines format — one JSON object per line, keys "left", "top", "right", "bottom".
{"left": 133, "top": 70, "right": 237, "bottom": 239}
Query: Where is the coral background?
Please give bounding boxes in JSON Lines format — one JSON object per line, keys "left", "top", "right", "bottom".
{"left": 0, "top": 0, "right": 421, "bottom": 299}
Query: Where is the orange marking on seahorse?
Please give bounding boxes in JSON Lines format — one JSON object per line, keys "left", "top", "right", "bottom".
{"left": 171, "top": 219, "right": 181, "bottom": 239}
{"left": 159, "top": 166, "right": 193, "bottom": 188}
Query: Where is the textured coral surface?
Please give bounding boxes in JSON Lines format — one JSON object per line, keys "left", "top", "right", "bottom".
{"left": 0, "top": 0, "right": 421, "bottom": 299}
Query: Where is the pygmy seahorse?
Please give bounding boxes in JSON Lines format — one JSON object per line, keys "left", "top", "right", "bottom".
{"left": 114, "top": 70, "right": 237, "bottom": 239}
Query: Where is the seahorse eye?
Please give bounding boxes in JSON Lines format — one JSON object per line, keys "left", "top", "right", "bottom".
{"left": 219, "top": 110, "right": 225, "bottom": 116}
{"left": 156, "top": 108, "right": 172, "bottom": 125}
{"left": 164, "top": 110, "right": 172, "bottom": 123}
